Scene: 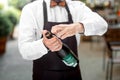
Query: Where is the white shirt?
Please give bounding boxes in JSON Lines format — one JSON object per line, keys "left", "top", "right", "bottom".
{"left": 18, "top": 0, "right": 108, "bottom": 60}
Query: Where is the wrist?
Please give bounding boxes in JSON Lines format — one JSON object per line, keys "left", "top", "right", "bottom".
{"left": 75, "top": 22, "right": 84, "bottom": 34}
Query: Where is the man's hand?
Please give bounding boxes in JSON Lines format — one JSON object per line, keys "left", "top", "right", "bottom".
{"left": 42, "top": 30, "right": 62, "bottom": 52}
{"left": 51, "top": 23, "right": 84, "bottom": 39}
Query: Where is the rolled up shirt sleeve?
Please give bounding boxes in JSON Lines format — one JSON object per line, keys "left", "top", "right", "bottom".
{"left": 80, "top": 4, "right": 108, "bottom": 36}
{"left": 18, "top": 5, "right": 48, "bottom": 60}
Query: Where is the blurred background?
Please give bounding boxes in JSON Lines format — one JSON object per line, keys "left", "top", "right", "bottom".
{"left": 0, "top": 0, "right": 120, "bottom": 80}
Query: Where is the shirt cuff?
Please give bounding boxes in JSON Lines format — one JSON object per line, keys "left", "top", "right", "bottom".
{"left": 80, "top": 21, "right": 95, "bottom": 36}
{"left": 26, "top": 38, "right": 48, "bottom": 60}
{"left": 37, "top": 38, "right": 49, "bottom": 54}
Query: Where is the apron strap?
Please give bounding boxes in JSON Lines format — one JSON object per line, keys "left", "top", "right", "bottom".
{"left": 43, "top": 0, "right": 48, "bottom": 25}
{"left": 42, "top": 0, "right": 73, "bottom": 24}
{"left": 65, "top": 3, "right": 73, "bottom": 23}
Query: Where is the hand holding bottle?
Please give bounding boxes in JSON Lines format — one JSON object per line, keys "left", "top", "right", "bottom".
{"left": 43, "top": 30, "right": 79, "bottom": 67}
{"left": 42, "top": 30, "right": 62, "bottom": 52}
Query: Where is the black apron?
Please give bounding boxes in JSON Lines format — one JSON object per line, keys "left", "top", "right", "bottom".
{"left": 33, "top": 1, "right": 82, "bottom": 80}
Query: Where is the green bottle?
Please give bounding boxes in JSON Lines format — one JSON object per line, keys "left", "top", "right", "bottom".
{"left": 45, "top": 31, "right": 79, "bottom": 67}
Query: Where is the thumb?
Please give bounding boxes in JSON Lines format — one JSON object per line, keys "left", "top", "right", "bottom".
{"left": 42, "top": 30, "right": 48, "bottom": 39}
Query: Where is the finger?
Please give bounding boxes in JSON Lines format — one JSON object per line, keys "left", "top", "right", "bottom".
{"left": 51, "top": 44, "right": 62, "bottom": 52}
{"left": 53, "top": 38, "right": 63, "bottom": 51}
{"left": 56, "top": 29, "right": 67, "bottom": 38}
{"left": 51, "top": 37, "right": 62, "bottom": 46}
{"left": 48, "top": 36, "right": 58, "bottom": 44}
{"left": 51, "top": 25, "right": 65, "bottom": 34}
{"left": 42, "top": 30, "right": 49, "bottom": 39}
{"left": 61, "top": 31, "right": 75, "bottom": 39}
{"left": 50, "top": 38, "right": 62, "bottom": 51}
{"left": 42, "top": 30, "right": 56, "bottom": 40}
{"left": 60, "top": 32, "right": 68, "bottom": 39}
{"left": 43, "top": 37, "right": 58, "bottom": 50}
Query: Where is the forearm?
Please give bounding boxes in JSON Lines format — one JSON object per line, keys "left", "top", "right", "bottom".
{"left": 18, "top": 38, "right": 48, "bottom": 60}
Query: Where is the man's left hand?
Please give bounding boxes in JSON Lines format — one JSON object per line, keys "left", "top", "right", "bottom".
{"left": 51, "top": 23, "right": 84, "bottom": 39}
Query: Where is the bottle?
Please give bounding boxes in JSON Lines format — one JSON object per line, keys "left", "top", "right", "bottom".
{"left": 45, "top": 31, "right": 79, "bottom": 67}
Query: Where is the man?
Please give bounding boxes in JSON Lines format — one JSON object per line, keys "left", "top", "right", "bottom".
{"left": 18, "top": 0, "right": 108, "bottom": 80}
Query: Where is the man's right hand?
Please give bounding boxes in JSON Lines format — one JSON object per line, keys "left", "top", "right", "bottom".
{"left": 42, "top": 30, "right": 62, "bottom": 52}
